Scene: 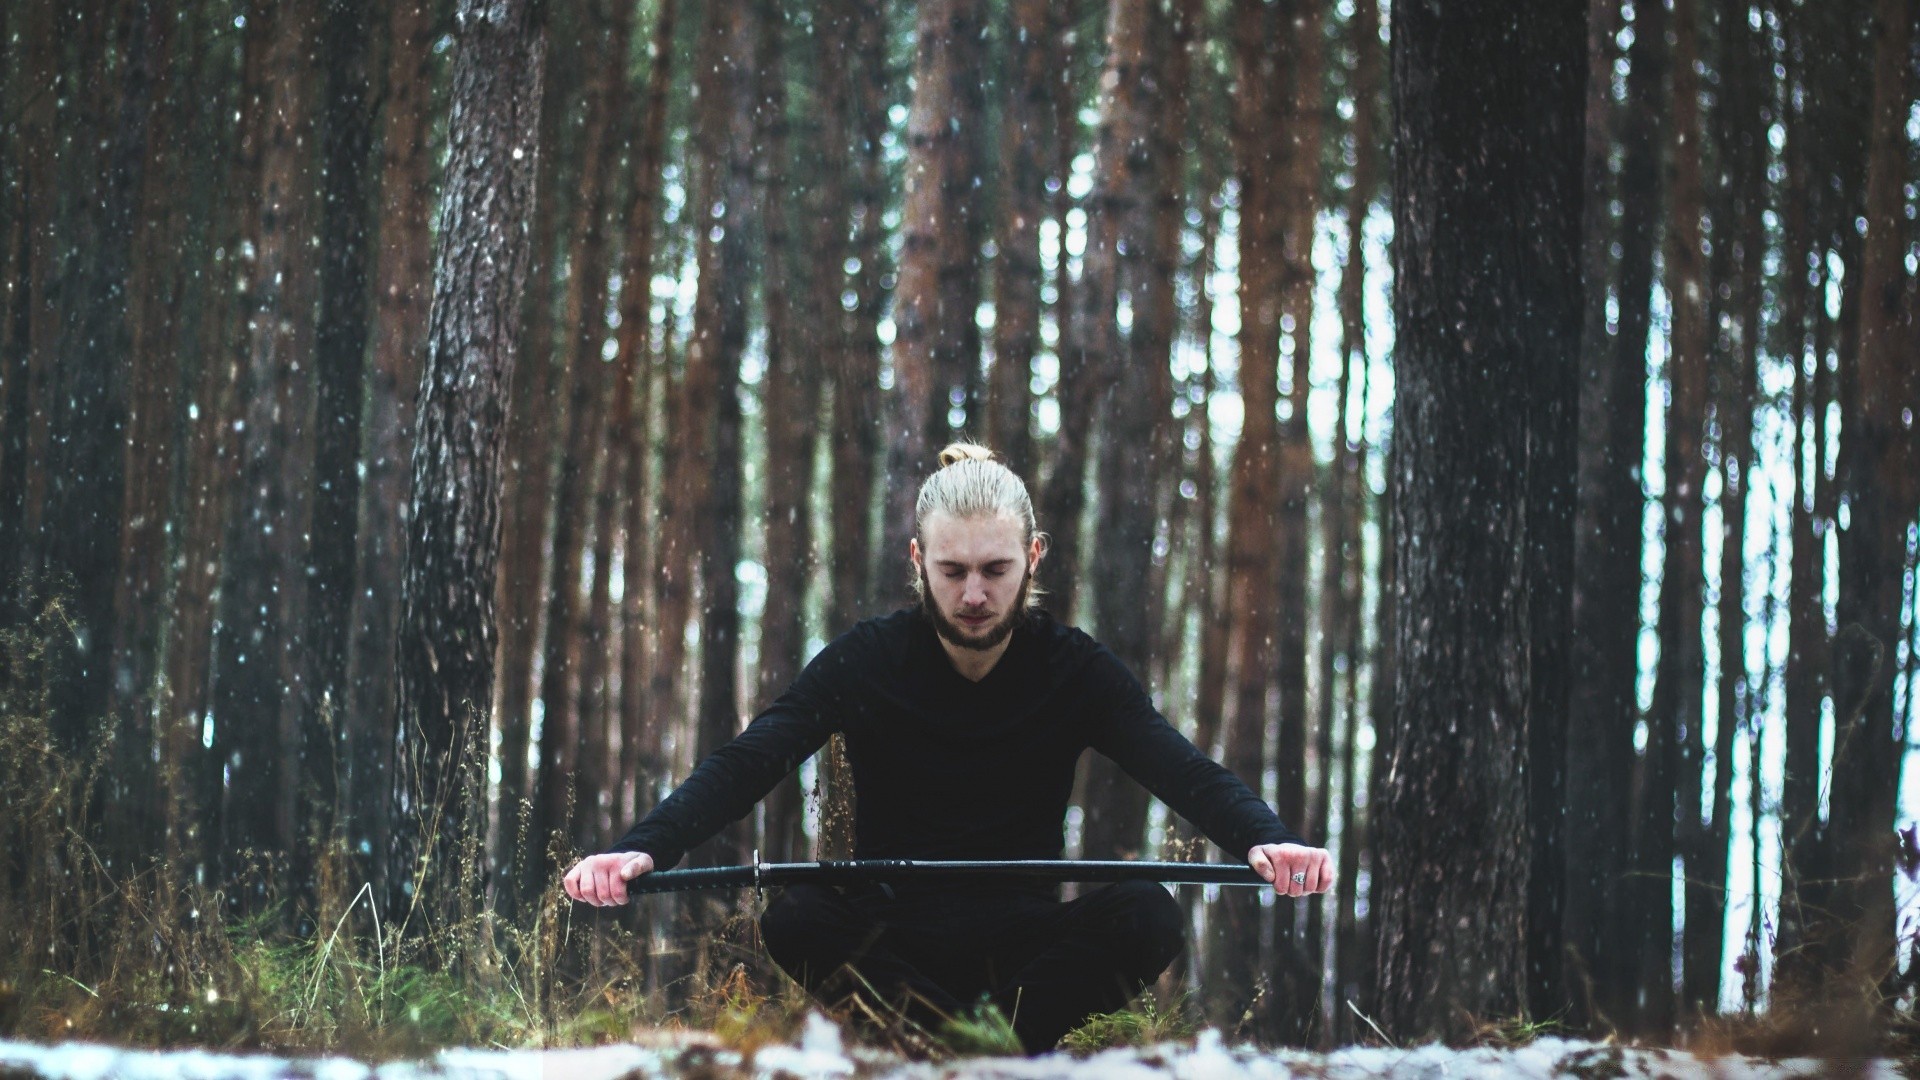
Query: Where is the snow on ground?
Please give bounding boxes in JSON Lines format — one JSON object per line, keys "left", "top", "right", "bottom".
{"left": 0, "top": 1015, "right": 1903, "bottom": 1079}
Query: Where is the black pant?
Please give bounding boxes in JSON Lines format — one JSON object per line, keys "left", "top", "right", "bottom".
{"left": 758, "top": 879, "right": 1185, "bottom": 1053}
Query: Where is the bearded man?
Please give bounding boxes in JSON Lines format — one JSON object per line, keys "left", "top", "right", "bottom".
{"left": 563, "top": 441, "right": 1331, "bottom": 1052}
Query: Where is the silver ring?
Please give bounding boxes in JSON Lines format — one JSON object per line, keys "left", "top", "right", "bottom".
{"left": 1290, "top": 872, "right": 1306, "bottom": 885}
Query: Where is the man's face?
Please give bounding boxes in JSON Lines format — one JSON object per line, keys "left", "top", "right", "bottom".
{"left": 912, "top": 511, "right": 1037, "bottom": 653}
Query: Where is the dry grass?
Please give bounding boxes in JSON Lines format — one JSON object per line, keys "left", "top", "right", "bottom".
{"left": 0, "top": 584, "right": 804, "bottom": 1060}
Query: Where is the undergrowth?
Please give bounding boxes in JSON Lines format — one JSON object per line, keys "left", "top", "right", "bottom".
{"left": 0, "top": 585, "right": 788, "bottom": 1060}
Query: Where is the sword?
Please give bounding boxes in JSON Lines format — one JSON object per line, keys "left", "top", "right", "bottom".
{"left": 620, "top": 857, "right": 1269, "bottom": 895}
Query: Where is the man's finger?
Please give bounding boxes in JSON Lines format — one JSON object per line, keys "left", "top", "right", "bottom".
{"left": 1248, "top": 847, "right": 1275, "bottom": 884}
{"left": 619, "top": 853, "right": 651, "bottom": 880}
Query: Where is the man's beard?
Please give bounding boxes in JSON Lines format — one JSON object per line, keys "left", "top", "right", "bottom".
{"left": 920, "top": 566, "right": 1031, "bottom": 653}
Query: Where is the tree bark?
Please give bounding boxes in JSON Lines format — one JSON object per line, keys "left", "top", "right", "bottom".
{"left": 390, "top": 0, "right": 545, "bottom": 928}
{"left": 986, "top": 0, "right": 1054, "bottom": 483}
{"left": 1374, "top": 0, "right": 1584, "bottom": 1042}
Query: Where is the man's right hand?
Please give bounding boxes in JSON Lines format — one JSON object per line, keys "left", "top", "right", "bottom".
{"left": 563, "top": 851, "right": 654, "bottom": 906}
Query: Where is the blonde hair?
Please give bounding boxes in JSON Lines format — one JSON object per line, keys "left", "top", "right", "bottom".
{"left": 913, "top": 441, "right": 1047, "bottom": 605}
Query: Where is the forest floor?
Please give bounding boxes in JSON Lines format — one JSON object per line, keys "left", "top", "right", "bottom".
{"left": 0, "top": 1016, "right": 1905, "bottom": 1080}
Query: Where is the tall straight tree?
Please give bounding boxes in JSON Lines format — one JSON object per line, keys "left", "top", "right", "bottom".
{"left": 307, "top": 0, "right": 376, "bottom": 784}
{"left": 103, "top": 0, "right": 179, "bottom": 867}
{"left": 883, "top": 0, "right": 988, "bottom": 587}
{"left": 343, "top": 0, "right": 436, "bottom": 900}
{"left": 1269, "top": 0, "right": 1328, "bottom": 1043}
{"left": 1330, "top": 0, "right": 1383, "bottom": 1037}
{"left": 1642, "top": 0, "right": 1711, "bottom": 1033}
{"left": 1563, "top": 0, "right": 1636, "bottom": 1030}
{"left": 1822, "top": 0, "right": 1918, "bottom": 1020}
{"left": 611, "top": 0, "right": 678, "bottom": 827}
{"left": 986, "top": 0, "right": 1055, "bottom": 482}
{"left": 1772, "top": 0, "right": 1831, "bottom": 999}
{"left": 534, "top": 0, "right": 629, "bottom": 858}
{"left": 823, "top": 0, "right": 888, "bottom": 639}
{"left": 679, "top": 0, "right": 759, "bottom": 871}
{"left": 1083, "top": 0, "right": 1171, "bottom": 864}
{"left": 755, "top": 0, "right": 820, "bottom": 866}
{"left": 209, "top": 0, "right": 321, "bottom": 906}
{"left": 1374, "top": 0, "right": 1584, "bottom": 1043}
{"left": 390, "top": 0, "right": 546, "bottom": 925}
{"left": 1209, "top": 0, "right": 1285, "bottom": 1032}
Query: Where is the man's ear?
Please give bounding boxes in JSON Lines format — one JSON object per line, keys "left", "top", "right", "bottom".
{"left": 908, "top": 536, "right": 922, "bottom": 570}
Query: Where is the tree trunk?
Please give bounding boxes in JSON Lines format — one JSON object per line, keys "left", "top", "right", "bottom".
{"left": 1600, "top": 0, "right": 1668, "bottom": 1031}
{"left": 209, "top": 0, "right": 321, "bottom": 908}
{"left": 161, "top": 12, "right": 257, "bottom": 873}
{"left": 307, "top": 0, "right": 376, "bottom": 829}
{"left": 1374, "top": 0, "right": 1583, "bottom": 1042}
{"left": 1331, "top": 0, "right": 1382, "bottom": 1037}
{"left": 755, "top": 0, "right": 819, "bottom": 866}
{"left": 1270, "top": 0, "right": 1327, "bottom": 1043}
{"left": 1642, "top": 0, "right": 1709, "bottom": 1032}
{"left": 535, "top": 0, "right": 627, "bottom": 861}
{"left": 883, "top": 0, "right": 989, "bottom": 600}
{"left": 343, "top": 0, "right": 435, "bottom": 902}
{"left": 8, "top": 0, "right": 59, "bottom": 601}
{"left": 44, "top": 0, "right": 162, "bottom": 758}
{"left": 496, "top": 18, "right": 573, "bottom": 901}
{"left": 103, "top": 0, "right": 178, "bottom": 869}
{"left": 1208, "top": 0, "right": 1284, "bottom": 1032}
{"left": 613, "top": 0, "right": 677, "bottom": 829}
{"left": 390, "top": 0, "right": 545, "bottom": 928}
{"left": 1562, "top": 0, "right": 1632, "bottom": 1032}
{"left": 1685, "top": 0, "right": 1766, "bottom": 1022}
{"left": 1821, "top": 0, "right": 1917, "bottom": 1026}
{"left": 1083, "top": 0, "right": 1168, "bottom": 865}
{"left": 986, "top": 0, "right": 1053, "bottom": 483}
{"left": 676, "top": 0, "right": 759, "bottom": 872}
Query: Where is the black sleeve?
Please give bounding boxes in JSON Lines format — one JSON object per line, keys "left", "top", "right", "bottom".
{"left": 603, "top": 659, "right": 841, "bottom": 869}
{"left": 1083, "top": 647, "right": 1307, "bottom": 857}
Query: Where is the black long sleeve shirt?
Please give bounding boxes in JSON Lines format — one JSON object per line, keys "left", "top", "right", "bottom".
{"left": 606, "top": 608, "right": 1305, "bottom": 869}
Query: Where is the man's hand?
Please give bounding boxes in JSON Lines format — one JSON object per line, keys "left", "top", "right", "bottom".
{"left": 563, "top": 851, "right": 654, "bottom": 907}
{"left": 1247, "top": 843, "right": 1333, "bottom": 898}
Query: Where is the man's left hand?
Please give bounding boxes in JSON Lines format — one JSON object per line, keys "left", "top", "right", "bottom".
{"left": 1247, "top": 843, "right": 1333, "bottom": 898}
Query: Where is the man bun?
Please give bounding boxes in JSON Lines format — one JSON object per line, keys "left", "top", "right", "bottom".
{"left": 937, "top": 441, "right": 996, "bottom": 469}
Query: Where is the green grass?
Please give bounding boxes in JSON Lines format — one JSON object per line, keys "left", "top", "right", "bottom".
{"left": 1059, "top": 993, "right": 1199, "bottom": 1055}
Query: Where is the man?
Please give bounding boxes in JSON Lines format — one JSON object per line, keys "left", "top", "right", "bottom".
{"left": 564, "top": 442, "right": 1332, "bottom": 1052}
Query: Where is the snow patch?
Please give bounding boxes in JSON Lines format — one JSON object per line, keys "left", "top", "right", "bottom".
{"left": 0, "top": 1031, "right": 1901, "bottom": 1079}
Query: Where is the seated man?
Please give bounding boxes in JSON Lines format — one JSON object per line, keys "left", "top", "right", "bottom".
{"left": 564, "top": 441, "right": 1332, "bottom": 1053}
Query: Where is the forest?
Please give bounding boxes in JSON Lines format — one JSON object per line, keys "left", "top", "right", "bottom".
{"left": 0, "top": 0, "right": 1917, "bottom": 1060}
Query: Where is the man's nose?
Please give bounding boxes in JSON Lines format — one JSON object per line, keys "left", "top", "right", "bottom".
{"left": 963, "top": 575, "right": 988, "bottom": 605}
